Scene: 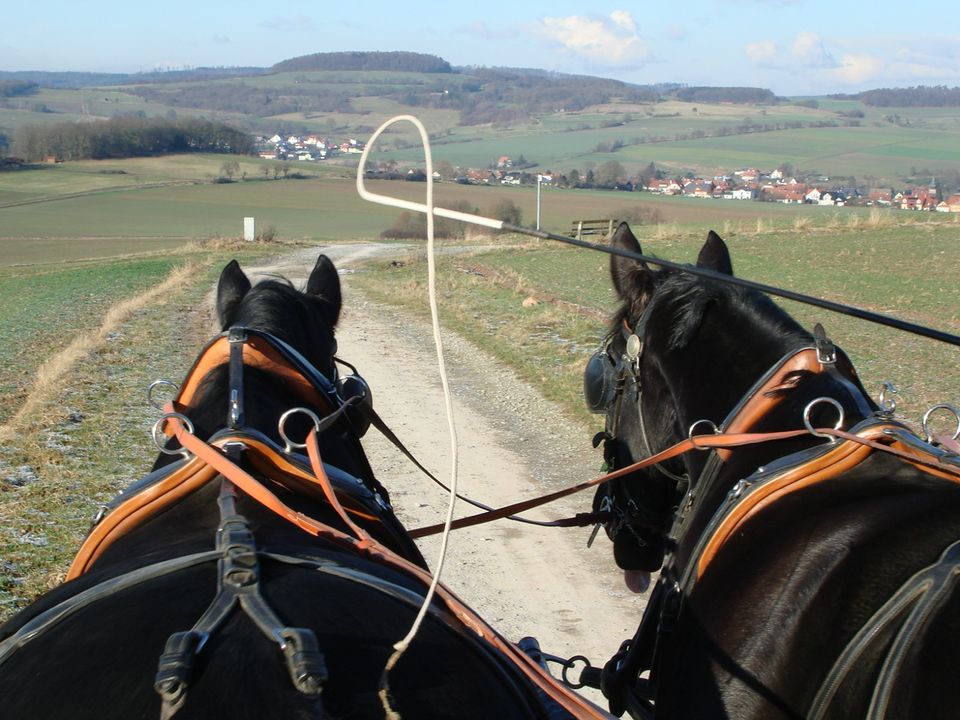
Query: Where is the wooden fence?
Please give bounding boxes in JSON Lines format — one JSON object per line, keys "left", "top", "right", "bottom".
{"left": 569, "top": 219, "right": 617, "bottom": 240}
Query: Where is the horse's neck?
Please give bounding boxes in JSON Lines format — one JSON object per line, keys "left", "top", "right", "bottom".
{"left": 671, "top": 352, "right": 878, "bottom": 572}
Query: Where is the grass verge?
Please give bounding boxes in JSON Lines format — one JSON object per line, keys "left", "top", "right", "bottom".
{"left": 0, "top": 240, "right": 283, "bottom": 620}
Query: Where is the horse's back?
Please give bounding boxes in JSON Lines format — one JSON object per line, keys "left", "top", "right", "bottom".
{"left": 660, "top": 451, "right": 960, "bottom": 719}
{"left": 1, "top": 550, "right": 547, "bottom": 719}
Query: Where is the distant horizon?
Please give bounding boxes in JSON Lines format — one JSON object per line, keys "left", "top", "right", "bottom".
{"left": 2, "top": 57, "right": 955, "bottom": 99}
{"left": 3, "top": 1, "right": 958, "bottom": 96}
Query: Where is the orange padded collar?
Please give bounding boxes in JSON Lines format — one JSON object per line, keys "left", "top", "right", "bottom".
{"left": 695, "top": 423, "right": 960, "bottom": 581}
{"left": 175, "top": 332, "right": 335, "bottom": 415}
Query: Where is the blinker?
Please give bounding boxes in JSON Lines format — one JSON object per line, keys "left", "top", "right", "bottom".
{"left": 338, "top": 373, "right": 373, "bottom": 437}
{"left": 584, "top": 350, "right": 617, "bottom": 414}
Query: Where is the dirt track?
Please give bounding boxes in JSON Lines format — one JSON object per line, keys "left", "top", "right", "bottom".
{"left": 247, "top": 244, "right": 648, "bottom": 703}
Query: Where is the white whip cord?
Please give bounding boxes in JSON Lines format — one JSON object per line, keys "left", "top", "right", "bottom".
{"left": 358, "top": 116, "right": 466, "bottom": 717}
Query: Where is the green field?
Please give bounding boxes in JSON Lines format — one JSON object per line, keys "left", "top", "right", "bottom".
{"left": 1, "top": 154, "right": 874, "bottom": 248}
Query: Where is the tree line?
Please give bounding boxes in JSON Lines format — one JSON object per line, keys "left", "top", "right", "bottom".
{"left": 857, "top": 85, "right": 960, "bottom": 107}
{"left": 130, "top": 82, "right": 354, "bottom": 117}
{"left": 272, "top": 51, "right": 452, "bottom": 74}
{"left": 672, "top": 86, "right": 777, "bottom": 104}
{"left": 13, "top": 116, "right": 254, "bottom": 162}
{"left": 835, "top": 86, "right": 960, "bottom": 107}
{"left": 0, "top": 80, "right": 38, "bottom": 98}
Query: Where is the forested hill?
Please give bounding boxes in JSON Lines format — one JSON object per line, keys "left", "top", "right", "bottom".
{"left": 831, "top": 86, "right": 960, "bottom": 107}
{"left": 674, "top": 86, "right": 777, "bottom": 104}
{"left": 271, "top": 51, "right": 452, "bottom": 74}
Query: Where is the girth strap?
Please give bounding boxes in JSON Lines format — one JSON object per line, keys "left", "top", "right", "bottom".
{"left": 155, "top": 481, "right": 327, "bottom": 719}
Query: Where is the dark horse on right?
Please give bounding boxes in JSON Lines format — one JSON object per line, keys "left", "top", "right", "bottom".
{"left": 586, "top": 223, "right": 960, "bottom": 719}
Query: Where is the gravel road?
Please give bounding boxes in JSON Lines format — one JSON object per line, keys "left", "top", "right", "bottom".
{"left": 247, "top": 243, "right": 649, "bottom": 705}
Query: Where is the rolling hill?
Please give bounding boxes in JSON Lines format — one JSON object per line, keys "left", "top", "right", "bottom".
{"left": 2, "top": 52, "right": 960, "bottom": 191}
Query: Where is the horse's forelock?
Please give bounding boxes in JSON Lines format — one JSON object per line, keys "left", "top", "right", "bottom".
{"left": 233, "top": 280, "right": 333, "bottom": 347}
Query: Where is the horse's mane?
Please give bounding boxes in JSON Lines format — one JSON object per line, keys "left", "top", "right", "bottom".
{"left": 613, "top": 265, "right": 811, "bottom": 355}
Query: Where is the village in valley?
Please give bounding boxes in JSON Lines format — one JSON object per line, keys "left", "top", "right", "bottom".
{"left": 258, "top": 133, "right": 960, "bottom": 214}
{"left": 256, "top": 132, "right": 366, "bottom": 162}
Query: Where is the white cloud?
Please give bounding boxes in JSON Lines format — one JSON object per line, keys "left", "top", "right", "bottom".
{"left": 791, "top": 32, "right": 836, "bottom": 67}
{"left": 610, "top": 10, "right": 637, "bottom": 33}
{"left": 828, "top": 54, "right": 885, "bottom": 85}
{"left": 746, "top": 40, "right": 778, "bottom": 66}
{"left": 535, "top": 11, "right": 651, "bottom": 66}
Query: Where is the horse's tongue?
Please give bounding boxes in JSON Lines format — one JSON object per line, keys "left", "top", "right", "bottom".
{"left": 624, "top": 570, "right": 651, "bottom": 594}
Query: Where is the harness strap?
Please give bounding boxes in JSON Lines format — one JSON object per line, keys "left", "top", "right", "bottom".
{"left": 358, "top": 397, "right": 604, "bottom": 529}
{"left": 163, "top": 414, "right": 614, "bottom": 717}
{"left": 162, "top": 412, "right": 367, "bottom": 550}
{"left": 227, "top": 328, "right": 246, "bottom": 428}
{"left": 809, "top": 537, "right": 960, "bottom": 720}
{"left": 67, "top": 460, "right": 220, "bottom": 579}
{"left": 0, "top": 551, "right": 221, "bottom": 668}
{"left": 409, "top": 428, "right": 813, "bottom": 538}
{"left": 410, "top": 424, "right": 960, "bottom": 539}
{"left": 155, "top": 481, "right": 327, "bottom": 719}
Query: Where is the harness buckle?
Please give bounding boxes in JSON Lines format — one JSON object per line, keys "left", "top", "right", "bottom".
{"left": 587, "top": 495, "right": 613, "bottom": 548}
{"left": 155, "top": 630, "right": 207, "bottom": 717}
{"left": 278, "top": 628, "right": 328, "bottom": 696}
{"left": 813, "top": 323, "right": 836, "bottom": 365}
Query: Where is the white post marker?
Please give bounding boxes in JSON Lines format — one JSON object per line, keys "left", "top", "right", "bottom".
{"left": 536, "top": 174, "right": 543, "bottom": 230}
{"left": 243, "top": 217, "right": 255, "bottom": 242}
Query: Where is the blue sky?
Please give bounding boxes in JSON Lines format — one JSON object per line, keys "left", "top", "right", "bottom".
{"left": 3, "top": 1, "right": 958, "bottom": 95}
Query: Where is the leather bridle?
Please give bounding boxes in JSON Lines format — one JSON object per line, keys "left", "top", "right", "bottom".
{"left": 585, "top": 313, "right": 690, "bottom": 565}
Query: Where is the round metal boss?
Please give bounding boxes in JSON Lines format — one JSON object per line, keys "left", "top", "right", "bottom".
{"left": 625, "top": 333, "right": 642, "bottom": 360}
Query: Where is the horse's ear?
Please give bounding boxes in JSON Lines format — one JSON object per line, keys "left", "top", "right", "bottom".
{"left": 305, "top": 254, "right": 342, "bottom": 327}
{"left": 610, "top": 222, "right": 653, "bottom": 304}
{"left": 696, "top": 230, "right": 734, "bottom": 276}
{"left": 216, "top": 259, "right": 251, "bottom": 327}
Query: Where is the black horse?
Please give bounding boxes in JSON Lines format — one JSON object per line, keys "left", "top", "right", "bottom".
{"left": 0, "top": 255, "right": 606, "bottom": 719}
{"left": 586, "top": 223, "right": 960, "bottom": 719}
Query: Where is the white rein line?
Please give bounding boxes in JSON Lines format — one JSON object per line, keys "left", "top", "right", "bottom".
{"left": 359, "top": 115, "right": 465, "bottom": 714}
